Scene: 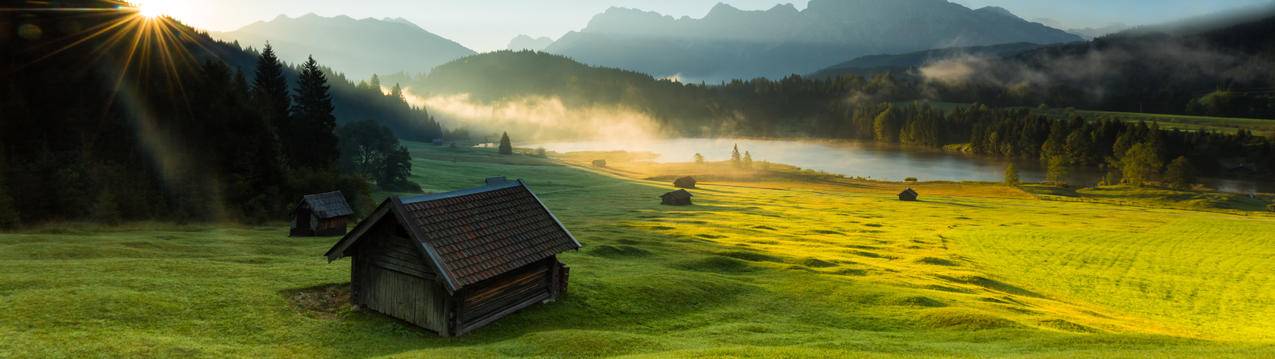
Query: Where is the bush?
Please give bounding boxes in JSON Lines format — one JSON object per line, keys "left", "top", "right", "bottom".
{"left": 904, "top": 177, "right": 918, "bottom": 183}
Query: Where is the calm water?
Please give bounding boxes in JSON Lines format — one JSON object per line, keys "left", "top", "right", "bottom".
{"left": 533, "top": 138, "right": 1273, "bottom": 194}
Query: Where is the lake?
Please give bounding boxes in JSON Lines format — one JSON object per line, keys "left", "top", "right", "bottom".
{"left": 532, "top": 138, "right": 1273, "bottom": 194}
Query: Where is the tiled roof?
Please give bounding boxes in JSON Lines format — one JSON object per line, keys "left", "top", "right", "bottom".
{"left": 399, "top": 181, "right": 580, "bottom": 288}
{"left": 302, "top": 191, "right": 354, "bottom": 219}
{"left": 662, "top": 189, "right": 693, "bottom": 199}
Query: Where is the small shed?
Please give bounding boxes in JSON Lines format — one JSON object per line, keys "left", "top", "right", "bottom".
{"left": 431, "top": 138, "right": 445, "bottom": 146}
{"left": 592, "top": 160, "right": 607, "bottom": 168}
{"left": 673, "top": 176, "right": 697, "bottom": 189}
{"left": 661, "top": 189, "right": 694, "bottom": 206}
{"left": 899, "top": 188, "right": 919, "bottom": 201}
{"left": 324, "top": 180, "right": 581, "bottom": 336}
{"left": 291, "top": 191, "right": 354, "bottom": 237}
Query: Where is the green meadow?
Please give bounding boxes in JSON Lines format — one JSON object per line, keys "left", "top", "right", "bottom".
{"left": 2, "top": 143, "right": 1275, "bottom": 357}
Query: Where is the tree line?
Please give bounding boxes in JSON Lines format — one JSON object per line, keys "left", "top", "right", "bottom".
{"left": 0, "top": 8, "right": 425, "bottom": 227}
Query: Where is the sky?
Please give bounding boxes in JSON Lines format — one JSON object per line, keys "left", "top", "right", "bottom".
{"left": 146, "top": 0, "right": 1272, "bottom": 52}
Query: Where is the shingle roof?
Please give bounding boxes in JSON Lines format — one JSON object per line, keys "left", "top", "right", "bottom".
{"left": 301, "top": 191, "right": 354, "bottom": 219}
{"left": 662, "top": 189, "right": 693, "bottom": 199}
{"left": 398, "top": 180, "right": 580, "bottom": 288}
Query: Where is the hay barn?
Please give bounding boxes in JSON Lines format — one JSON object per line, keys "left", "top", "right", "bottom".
{"left": 673, "top": 176, "right": 697, "bottom": 189}
{"left": 290, "top": 191, "right": 354, "bottom": 237}
{"left": 899, "top": 188, "right": 919, "bottom": 201}
{"left": 592, "top": 160, "right": 607, "bottom": 168}
{"left": 661, "top": 189, "right": 694, "bottom": 206}
{"left": 324, "top": 179, "right": 580, "bottom": 336}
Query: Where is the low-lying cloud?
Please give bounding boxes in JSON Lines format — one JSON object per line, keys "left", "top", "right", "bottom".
{"left": 412, "top": 91, "right": 666, "bottom": 143}
{"left": 915, "top": 37, "right": 1266, "bottom": 104}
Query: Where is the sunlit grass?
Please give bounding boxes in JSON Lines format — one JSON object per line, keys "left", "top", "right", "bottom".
{"left": 2, "top": 142, "right": 1274, "bottom": 357}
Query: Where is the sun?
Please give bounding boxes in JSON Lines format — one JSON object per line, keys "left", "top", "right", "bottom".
{"left": 131, "top": 1, "right": 170, "bottom": 19}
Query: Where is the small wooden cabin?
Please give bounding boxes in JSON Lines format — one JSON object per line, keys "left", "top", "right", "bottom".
{"left": 291, "top": 191, "right": 354, "bottom": 237}
{"left": 592, "top": 160, "right": 607, "bottom": 168}
{"left": 673, "top": 176, "right": 697, "bottom": 189}
{"left": 899, "top": 188, "right": 919, "bottom": 201}
{"left": 661, "top": 189, "right": 694, "bottom": 206}
{"left": 324, "top": 180, "right": 581, "bottom": 336}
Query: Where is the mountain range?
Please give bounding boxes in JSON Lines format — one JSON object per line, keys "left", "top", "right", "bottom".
{"left": 507, "top": 35, "right": 555, "bottom": 51}
{"left": 212, "top": 14, "right": 475, "bottom": 79}
{"left": 543, "top": 0, "right": 1082, "bottom": 82}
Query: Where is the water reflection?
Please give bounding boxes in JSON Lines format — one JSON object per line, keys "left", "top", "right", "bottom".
{"left": 533, "top": 138, "right": 1273, "bottom": 194}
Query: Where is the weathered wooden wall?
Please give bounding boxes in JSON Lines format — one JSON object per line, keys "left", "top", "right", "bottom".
{"left": 352, "top": 228, "right": 448, "bottom": 334}
{"left": 456, "top": 259, "right": 556, "bottom": 334}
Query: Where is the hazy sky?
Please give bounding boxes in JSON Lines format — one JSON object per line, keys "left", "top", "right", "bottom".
{"left": 153, "top": 0, "right": 1271, "bottom": 51}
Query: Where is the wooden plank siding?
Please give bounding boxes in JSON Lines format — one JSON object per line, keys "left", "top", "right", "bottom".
{"left": 460, "top": 260, "right": 551, "bottom": 325}
{"left": 352, "top": 232, "right": 448, "bottom": 334}
{"left": 357, "top": 262, "right": 447, "bottom": 334}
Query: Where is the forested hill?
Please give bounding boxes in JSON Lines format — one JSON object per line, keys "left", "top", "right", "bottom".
{"left": 908, "top": 11, "right": 1275, "bottom": 118}
{"left": 809, "top": 42, "right": 1043, "bottom": 79}
{"left": 0, "top": 2, "right": 436, "bottom": 226}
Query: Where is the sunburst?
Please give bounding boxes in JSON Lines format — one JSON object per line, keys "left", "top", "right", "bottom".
{"left": 4, "top": 1, "right": 225, "bottom": 214}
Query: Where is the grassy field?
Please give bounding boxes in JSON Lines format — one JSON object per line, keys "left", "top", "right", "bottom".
{"left": 2, "top": 142, "right": 1275, "bottom": 357}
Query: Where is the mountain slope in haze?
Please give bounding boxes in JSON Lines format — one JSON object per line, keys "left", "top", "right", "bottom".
{"left": 811, "top": 42, "right": 1043, "bottom": 78}
{"left": 507, "top": 35, "right": 554, "bottom": 51}
{"left": 213, "top": 14, "right": 475, "bottom": 79}
{"left": 920, "top": 11, "right": 1275, "bottom": 117}
{"left": 544, "top": 0, "right": 1081, "bottom": 83}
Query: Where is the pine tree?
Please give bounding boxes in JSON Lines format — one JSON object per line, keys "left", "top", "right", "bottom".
{"left": 498, "top": 132, "right": 513, "bottom": 155}
{"left": 369, "top": 74, "right": 382, "bottom": 93}
{"left": 251, "top": 43, "right": 293, "bottom": 162}
{"left": 731, "top": 144, "right": 742, "bottom": 167}
{"left": 390, "top": 83, "right": 405, "bottom": 103}
{"left": 1164, "top": 156, "right": 1195, "bottom": 190}
{"left": 1004, "top": 163, "right": 1020, "bottom": 186}
{"left": 743, "top": 151, "right": 753, "bottom": 169}
{"left": 291, "top": 56, "right": 340, "bottom": 170}
{"left": 694, "top": 153, "right": 704, "bottom": 164}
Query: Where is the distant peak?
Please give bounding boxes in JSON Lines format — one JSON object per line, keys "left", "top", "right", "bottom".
{"left": 976, "top": 6, "right": 1017, "bottom": 18}
{"left": 768, "top": 3, "right": 800, "bottom": 13}
{"left": 707, "top": 2, "right": 742, "bottom": 15}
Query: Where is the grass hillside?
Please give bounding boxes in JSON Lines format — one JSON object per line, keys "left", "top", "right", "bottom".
{"left": 2, "top": 143, "right": 1274, "bottom": 357}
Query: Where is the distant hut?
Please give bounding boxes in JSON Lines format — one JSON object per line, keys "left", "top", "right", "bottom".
{"left": 324, "top": 180, "right": 580, "bottom": 336}
{"left": 431, "top": 138, "right": 445, "bottom": 146}
{"left": 290, "top": 191, "right": 354, "bottom": 237}
{"left": 898, "top": 188, "right": 919, "bottom": 201}
{"left": 661, "top": 189, "right": 694, "bottom": 206}
{"left": 673, "top": 176, "right": 697, "bottom": 189}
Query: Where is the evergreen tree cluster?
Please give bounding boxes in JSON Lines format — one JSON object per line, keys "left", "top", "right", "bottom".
{"left": 0, "top": 8, "right": 381, "bottom": 225}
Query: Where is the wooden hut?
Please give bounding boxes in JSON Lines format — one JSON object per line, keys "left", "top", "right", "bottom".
{"left": 673, "top": 176, "right": 697, "bottom": 189}
{"left": 324, "top": 180, "right": 581, "bottom": 336}
{"left": 592, "top": 160, "right": 607, "bottom": 168}
{"left": 290, "top": 191, "right": 354, "bottom": 237}
{"left": 898, "top": 188, "right": 919, "bottom": 201}
{"left": 661, "top": 189, "right": 694, "bottom": 206}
